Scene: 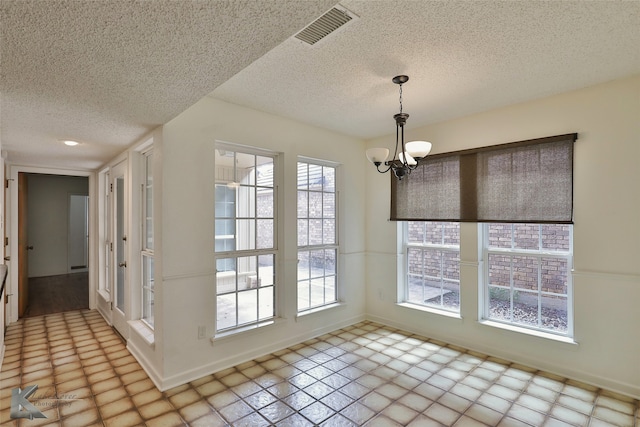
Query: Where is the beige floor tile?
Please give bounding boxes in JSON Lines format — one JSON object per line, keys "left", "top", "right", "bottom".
{"left": 194, "top": 379, "right": 226, "bottom": 397}
{"left": 3, "top": 312, "right": 638, "bottom": 427}
{"left": 168, "top": 388, "right": 201, "bottom": 409}
{"left": 54, "top": 369, "right": 85, "bottom": 385}
{"left": 113, "top": 362, "right": 142, "bottom": 376}
{"left": 145, "top": 411, "right": 186, "bottom": 427}
{"left": 57, "top": 377, "right": 89, "bottom": 394}
{"left": 131, "top": 387, "right": 164, "bottom": 407}
{"left": 189, "top": 412, "right": 228, "bottom": 427}
{"left": 81, "top": 361, "right": 112, "bottom": 377}
{"left": 178, "top": 400, "right": 215, "bottom": 422}
{"left": 103, "top": 409, "right": 144, "bottom": 427}
{"left": 94, "top": 387, "right": 129, "bottom": 407}
{"left": 98, "top": 396, "right": 134, "bottom": 420}
{"left": 592, "top": 406, "right": 635, "bottom": 426}
{"left": 120, "top": 368, "right": 148, "bottom": 385}
{"left": 466, "top": 402, "right": 504, "bottom": 425}
{"left": 124, "top": 378, "right": 154, "bottom": 395}
{"left": 206, "top": 389, "right": 239, "bottom": 410}
{"left": 58, "top": 395, "right": 97, "bottom": 418}
{"left": 90, "top": 377, "right": 122, "bottom": 395}
{"left": 139, "top": 398, "right": 175, "bottom": 420}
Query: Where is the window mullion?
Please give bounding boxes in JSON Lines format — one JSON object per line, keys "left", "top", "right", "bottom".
{"left": 509, "top": 255, "right": 514, "bottom": 323}
{"left": 537, "top": 256, "right": 542, "bottom": 328}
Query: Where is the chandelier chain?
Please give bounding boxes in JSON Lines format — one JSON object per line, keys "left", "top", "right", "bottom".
{"left": 398, "top": 84, "right": 403, "bottom": 114}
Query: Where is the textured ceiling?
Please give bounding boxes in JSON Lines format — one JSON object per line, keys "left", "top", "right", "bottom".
{"left": 212, "top": 0, "right": 640, "bottom": 140}
{"left": 1, "top": 1, "right": 639, "bottom": 170}
{"left": 0, "top": 0, "right": 336, "bottom": 169}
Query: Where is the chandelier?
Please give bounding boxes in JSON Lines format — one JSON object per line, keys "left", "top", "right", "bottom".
{"left": 365, "top": 75, "right": 432, "bottom": 179}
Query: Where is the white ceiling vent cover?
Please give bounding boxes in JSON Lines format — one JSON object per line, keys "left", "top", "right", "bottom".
{"left": 295, "top": 6, "right": 356, "bottom": 46}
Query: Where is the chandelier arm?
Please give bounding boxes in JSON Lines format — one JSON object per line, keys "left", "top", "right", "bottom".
{"left": 390, "top": 122, "right": 401, "bottom": 164}
{"left": 400, "top": 124, "right": 408, "bottom": 168}
{"left": 376, "top": 162, "right": 394, "bottom": 174}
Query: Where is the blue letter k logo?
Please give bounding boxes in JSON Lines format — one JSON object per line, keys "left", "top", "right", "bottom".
{"left": 10, "top": 385, "right": 47, "bottom": 419}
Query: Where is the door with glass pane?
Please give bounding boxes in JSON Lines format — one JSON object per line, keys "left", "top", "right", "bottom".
{"left": 111, "top": 160, "right": 128, "bottom": 338}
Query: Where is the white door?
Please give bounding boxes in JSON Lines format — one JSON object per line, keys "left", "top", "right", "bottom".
{"left": 69, "top": 194, "right": 89, "bottom": 272}
{"left": 111, "top": 160, "right": 129, "bottom": 338}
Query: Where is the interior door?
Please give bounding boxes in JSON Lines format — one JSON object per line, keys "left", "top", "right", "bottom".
{"left": 69, "top": 194, "right": 89, "bottom": 271}
{"left": 111, "top": 161, "right": 128, "bottom": 337}
{"left": 18, "top": 172, "right": 28, "bottom": 317}
{"left": 4, "top": 164, "right": 8, "bottom": 326}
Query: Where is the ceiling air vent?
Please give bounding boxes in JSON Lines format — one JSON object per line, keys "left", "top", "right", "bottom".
{"left": 295, "top": 6, "right": 355, "bottom": 46}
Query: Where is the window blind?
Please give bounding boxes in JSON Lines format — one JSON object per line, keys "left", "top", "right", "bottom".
{"left": 390, "top": 133, "right": 577, "bottom": 223}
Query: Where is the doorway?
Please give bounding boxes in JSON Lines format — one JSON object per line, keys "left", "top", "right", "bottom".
{"left": 14, "top": 172, "right": 90, "bottom": 318}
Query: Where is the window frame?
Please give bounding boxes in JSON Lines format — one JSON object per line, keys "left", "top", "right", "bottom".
{"left": 98, "top": 167, "right": 111, "bottom": 301}
{"left": 214, "top": 142, "right": 279, "bottom": 334}
{"left": 402, "top": 221, "right": 461, "bottom": 314}
{"left": 296, "top": 157, "right": 340, "bottom": 314}
{"left": 481, "top": 223, "right": 574, "bottom": 338}
{"left": 140, "top": 148, "right": 154, "bottom": 329}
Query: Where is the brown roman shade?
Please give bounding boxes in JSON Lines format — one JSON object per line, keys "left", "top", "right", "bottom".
{"left": 390, "top": 133, "right": 577, "bottom": 223}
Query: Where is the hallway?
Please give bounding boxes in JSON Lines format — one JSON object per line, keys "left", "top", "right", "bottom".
{"left": 22, "top": 273, "right": 89, "bottom": 318}
{"left": 1, "top": 310, "right": 638, "bottom": 426}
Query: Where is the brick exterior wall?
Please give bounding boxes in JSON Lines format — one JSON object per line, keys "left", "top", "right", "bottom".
{"left": 407, "top": 223, "right": 570, "bottom": 296}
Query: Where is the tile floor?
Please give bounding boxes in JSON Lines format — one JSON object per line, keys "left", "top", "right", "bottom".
{"left": 0, "top": 310, "right": 638, "bottom": 426}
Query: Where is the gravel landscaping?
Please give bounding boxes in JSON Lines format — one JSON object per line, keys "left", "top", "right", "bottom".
{"left": 427, "top": 291, "right": 568, "bottom": 333}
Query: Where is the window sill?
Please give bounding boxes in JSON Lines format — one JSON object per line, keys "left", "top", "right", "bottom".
{"left": 129, "top": 320, "right": 155, "bottom": 346}
{"left": 97, "top": 289, "right": 111, "bottom": 303}
{"left": 212, "top": 317, "right": 285, "bottom": 344}
{"left": 295, "top": 302, "right": 345, "bottom": 321}
{"left": 397, "top": 302, "right": 462, "bottom": 320}
{"left": 479, "top": 319, "right": 577, "bottom": 346}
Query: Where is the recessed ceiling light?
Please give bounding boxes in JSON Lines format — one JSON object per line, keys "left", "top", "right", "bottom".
{"left": 63, "top": 140, "right": 80, "bottom": 146}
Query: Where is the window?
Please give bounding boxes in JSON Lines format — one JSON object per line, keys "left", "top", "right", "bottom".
{"left": 297, "top": 160, "right": 338, "bottom": 312}
{"left": 404, "top": 222, "right": 460, "bottom": 312}
{"left": 98, "top": 168, "right": 111, "bottom": 298}
{"left": 141, "top": 150, "right": 154, "bottom": 328}
{"left": 483, "top": 223, "right": 573, "bottom": 335}
{"left": 215, "top": 145, "right": 276, "bottom": 332}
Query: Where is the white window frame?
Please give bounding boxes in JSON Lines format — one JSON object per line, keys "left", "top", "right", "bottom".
{"left": 402, "top": 221, "right": 461, "bottom": 314}
{"left": 296, "top": 157, "right": 339, "bottom": 314}
{"left": 214, "top": 142, "right": 279, "bottom": 334}
{"left": 98, "top": 167, "right": 111, "bottom": 301}
{"left": 140, "top": 148, "right": 154, "bottom": 329}
{"left": 482, "top": 223, "right": 574, "bottom": 338}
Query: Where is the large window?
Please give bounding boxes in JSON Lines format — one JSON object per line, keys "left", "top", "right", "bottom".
{"left": 404, "top": 221, "right": 460, "bottom": 312}
{"left": 141, "top": 150, "right": 154, "bottom": 328}
{"left": 483, "top": 223, "right": 573, "bottom": 336}
{"left": 215, "top": 145, "right": 276, "bottom": 332}
{"left": 297, "top": 160, "right": 338, "bottom": 312}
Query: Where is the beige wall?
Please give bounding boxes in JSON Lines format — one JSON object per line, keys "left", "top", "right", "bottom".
{"left": 147, "top": 96, "right": 367, "bottom": 389}
{"left": 365, "top": 75, "right": 640, "bottom": 398}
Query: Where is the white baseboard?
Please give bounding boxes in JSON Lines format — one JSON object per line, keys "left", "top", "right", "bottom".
{"left": 127, "top": 339, "right": 164, "bottom": 392}
{"left": 157, "top": 313, "right": 366, "bottom": 391}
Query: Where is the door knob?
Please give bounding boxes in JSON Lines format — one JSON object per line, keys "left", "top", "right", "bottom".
{"left": 27, "top": 246, "right": 34, "bottom": 250}
{"left": 119, "top": 261, "right": 127, "bottom": 268}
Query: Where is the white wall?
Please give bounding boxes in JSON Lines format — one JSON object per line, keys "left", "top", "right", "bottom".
{"left": 365, "top": 75, "right": 640, "bottom": 398}
{"left": 153, "top": 96, "right": 367, "bottom": 389}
